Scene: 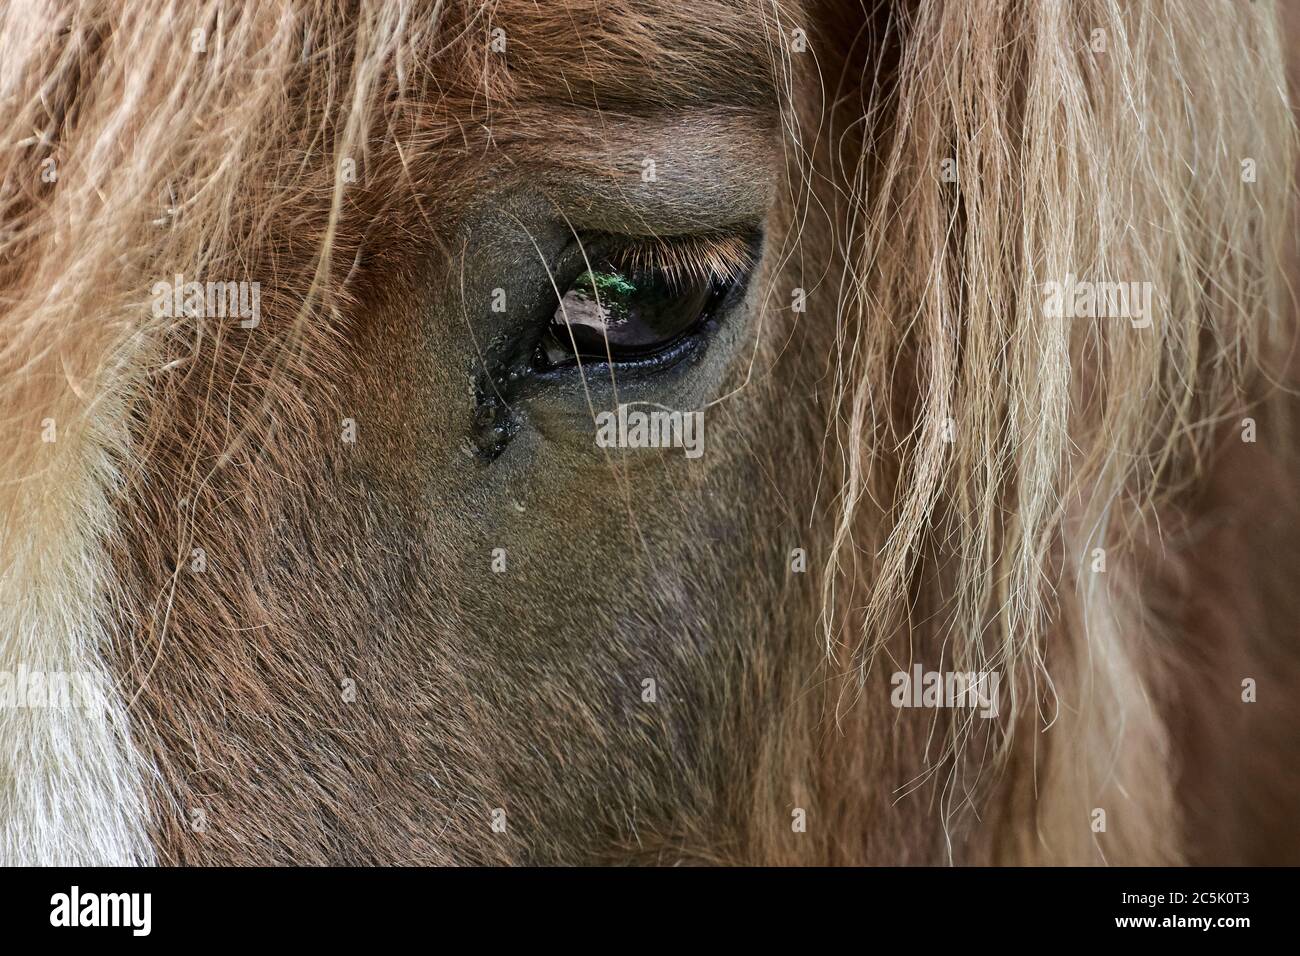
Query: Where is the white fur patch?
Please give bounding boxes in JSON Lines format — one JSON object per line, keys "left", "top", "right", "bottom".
{"left": 0, "top": 414, "right": 155, "bottom": 865}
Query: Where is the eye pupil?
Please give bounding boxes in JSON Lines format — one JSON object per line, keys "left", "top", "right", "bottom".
{"left": 543, "top": 265, "right": 724, "bottom": 366}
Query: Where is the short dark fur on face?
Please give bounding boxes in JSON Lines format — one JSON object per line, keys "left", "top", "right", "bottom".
{"left": 3, "top": 0, "right": 1298, "bottom": 865}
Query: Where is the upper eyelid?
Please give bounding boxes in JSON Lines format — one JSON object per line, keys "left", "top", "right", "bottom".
{"left": 524, "top": 112, "right": 776, "bottom": 233}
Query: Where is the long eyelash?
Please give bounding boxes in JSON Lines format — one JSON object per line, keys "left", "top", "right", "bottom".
{"left": 610, "top": 232, "right": 758, "bottom": 290}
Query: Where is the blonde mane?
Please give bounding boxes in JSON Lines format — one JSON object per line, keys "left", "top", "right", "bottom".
{"left": 805, "top": 0, "right": 1297, "bottom": 862}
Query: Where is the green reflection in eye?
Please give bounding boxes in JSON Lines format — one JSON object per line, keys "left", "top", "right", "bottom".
{"left": 572, "top": 270, "right": 637, "bottom": 323}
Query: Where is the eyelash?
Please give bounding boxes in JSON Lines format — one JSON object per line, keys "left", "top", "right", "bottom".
{"left": 591, "top": 231, "right": 758, "bottom": 289}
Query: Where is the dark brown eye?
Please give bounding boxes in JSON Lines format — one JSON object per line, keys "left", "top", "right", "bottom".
{"left": 538, "top": 264, "right": 730, "bottom": 367}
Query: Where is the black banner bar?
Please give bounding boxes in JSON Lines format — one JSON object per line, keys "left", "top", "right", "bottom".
{"left": 0, "top": 866, "right": 1288, "bottom": 941}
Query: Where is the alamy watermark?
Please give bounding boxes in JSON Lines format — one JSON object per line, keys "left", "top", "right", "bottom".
{"left": 594, "top": 404, "right": 704, "bottom": 459}
{"left": 1042, "top": 274, "right": 1153, "bottom": 329}
{"left": 0, "top": 665, "right": 108, "bottom": 715}
{"left": 151, "top": 274, "right": 261, "bottom": 328}
{"left": 50, "top": 886, "right": 151, "bottom": 936}
{"left": 890, "top": 664, "right": 1001, "bottom": 719}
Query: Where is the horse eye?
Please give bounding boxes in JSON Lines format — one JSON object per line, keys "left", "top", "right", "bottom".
{"left": 538, "top": 265, "right": 729, "bottom": 367}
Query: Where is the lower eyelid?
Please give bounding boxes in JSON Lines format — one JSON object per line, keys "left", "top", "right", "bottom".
{"left": 534, "top": 324, "right": 712, "bottom": 383}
